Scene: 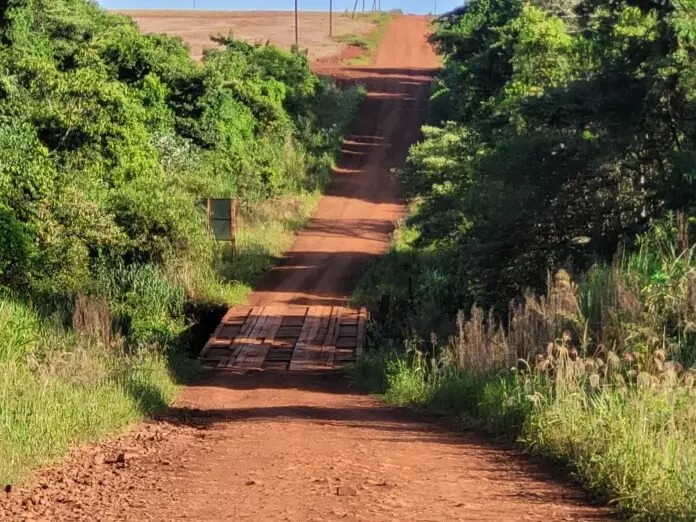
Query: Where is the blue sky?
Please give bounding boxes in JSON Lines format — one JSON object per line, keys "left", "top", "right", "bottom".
{"left": 97, "top": 0, "right": 462, "bottom": 16}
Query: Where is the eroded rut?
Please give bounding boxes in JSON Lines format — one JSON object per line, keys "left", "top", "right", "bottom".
{"left": 0, "top": 16, "right": 611, "bottom": 521}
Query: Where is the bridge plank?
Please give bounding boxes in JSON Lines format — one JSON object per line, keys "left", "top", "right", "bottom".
{"left": 200, "top": 304, "right": 364, "bottom": 371}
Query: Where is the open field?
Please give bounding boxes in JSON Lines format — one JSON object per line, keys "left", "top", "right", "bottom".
{"left": 116, "top": 10, "right": 380, "bottom": 61}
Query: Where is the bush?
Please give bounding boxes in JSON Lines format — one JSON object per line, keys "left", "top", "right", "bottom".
{"left": 393, "top": 0, "right": 696, "bottom": 321}
{"left": 0, "top": 0, "right": 363, "bottom": 304}
{"left": 0, "top": 205, "right": 29, "bottom": 287}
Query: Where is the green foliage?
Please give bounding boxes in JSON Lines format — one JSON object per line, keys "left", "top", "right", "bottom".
{"left": 525, "top": 387, "right": 696, "bottom": 519}
{"left": 0, "top": 293, "right": 39, "bottom": 363}
{"left": 0, "top": 204, "right": 29, "bottom": 285}
{"left": 0, "top": 0, "right": 361, "bottom": 305}
{"left": 350, "top": 348, "right": 399, "bottom": 394}
{"left": 398, "top": 0, "right": 696, "bottom": 319}
{"left": 0, "top": 327, "right": 181, "bottom": 486}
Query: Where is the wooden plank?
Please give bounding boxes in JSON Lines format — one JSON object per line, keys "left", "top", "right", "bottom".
{"left": 221, "top": 306, "right": 252, "bottom": 323}
{"left": 218, "top": 325, "right": 242, "bottom": 339}
{"left": 282, "top": 307, "right": 310, "bottom": 318}
{"left": 234, "top": 306, "right": 285, "bottom": 369}
{"left": 338, "top": 325, "right": 358, "bottom": 337}
{"left": 199, "top": 329, "right": 223, "bottom": 360}
{"left": 206, "top": 347, "right": 232, "bottom": 360}
{"left": 221, "top": 318, "right": 248, "bottom": 326}
{"left": 339, "top": 310, "right": 360, "bottom": 325}
{"left": 231, "top": 197, "right": 237, "bottom": 254}
{"left": 312, "top": 307, "right": 334, "bottom": 365}
{"left": 275, "top": 326, "right": 302, "bottom": 338}
{"left": 334, "top": 348, "right": 357, "bottom": 362}
{"left": 223, "top": 307, "right": 266, "bottom": 368}
{"left": 202, "top": 336, "right": 230, "bottom": 351}
{"left": 229, "top": 311, "right": 269, "bottom": 369}
{"left": 228, "top": 307, "right": 266, "bottom": 345}
{"left": 355, "top": 307, "right": 368, "bottom": 357}
{"left": 199, "top": 307, "right": 253, "bottom": 368}
{"left": 289, "top": 306, "right": 329, "bottom": 371}
{"left": 336, "top": 337, "right": 357, "bottom": 348}
{"left": 268, "top": 339, "right": 295, "bottom": 349}
{"left": 257, "top": 307, "right": 282, "bottom": 338}
{"left": 233, "top": 343, "right": 268, "bottom": 368}
{"left": 319, "top": 306, "right": 342, "bottom": 368}
{"left": 265, "top": 348, "right": 294, "bottom": 361}
{"left": 202, "top": 305, "right": 366, "bottom": 371}
{"left": 281, "top": 317, "right": 306, "bottom": 327}
{"left": 200, "top": 306, "right": 252, "bottom": 360}
{"left": 262, "top": 361, "right": 290, "bottom": 371}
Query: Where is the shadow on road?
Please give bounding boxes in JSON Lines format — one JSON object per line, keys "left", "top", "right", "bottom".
{"left": 150, "top": 369, "right": 611, "bottom": 518}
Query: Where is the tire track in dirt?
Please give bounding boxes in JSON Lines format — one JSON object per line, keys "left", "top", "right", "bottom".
{"left": 0, "top": 16, "right": 612, "bottom": 522}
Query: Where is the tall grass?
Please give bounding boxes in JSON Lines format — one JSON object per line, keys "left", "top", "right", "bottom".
{"left": 0, "top": 297, "right": 181, "bottom": 485}
{"left": 525, "top": 386, "right": 696, "bottom": 518}
{"left": 353, "top": 222, "right": 696, "bottom": 520}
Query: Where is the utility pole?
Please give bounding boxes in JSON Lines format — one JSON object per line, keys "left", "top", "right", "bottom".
{"left": 294, "top": 0, "right": 299, "bottom": 47}
{"left": 329, "top": 0, "right": 333, "bottom": 37}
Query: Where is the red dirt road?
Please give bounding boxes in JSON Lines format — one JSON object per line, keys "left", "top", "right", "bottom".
{"left": 0, "top": 16, "right": 611, "bottom": 522}
{"left": 249, "top": 17, "right": 439, "bottom": 307}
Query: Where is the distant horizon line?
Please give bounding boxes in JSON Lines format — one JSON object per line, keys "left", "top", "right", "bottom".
{"left": 109, "top": 7, "right": 410, "bottom": 11}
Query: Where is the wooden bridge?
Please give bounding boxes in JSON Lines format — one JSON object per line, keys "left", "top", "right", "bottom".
{"left": 199, "top": 305, "right": 367, "bottom": 371}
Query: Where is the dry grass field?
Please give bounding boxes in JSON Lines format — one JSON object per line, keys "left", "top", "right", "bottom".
{"left": 116, "top": 10, "right": 380, "bottom": 61}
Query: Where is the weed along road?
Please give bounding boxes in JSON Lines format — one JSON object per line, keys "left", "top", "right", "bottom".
{"left": 2, "top": 16, "right": 610, "bottom": 521}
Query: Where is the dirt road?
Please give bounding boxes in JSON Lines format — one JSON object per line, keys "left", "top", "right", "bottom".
{"left": 249, "top": 17, "right": 439, "bottom": 307}
{"left": 0, "top": 16, "right": 610, "bottom": 521}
